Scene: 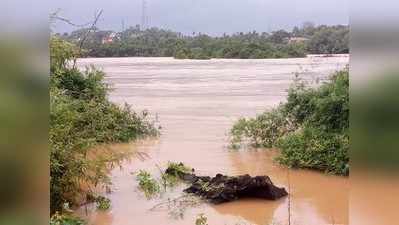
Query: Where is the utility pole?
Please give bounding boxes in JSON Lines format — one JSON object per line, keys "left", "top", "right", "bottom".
{"left": 141, "top": 0, "right": 148, "bottom": 30}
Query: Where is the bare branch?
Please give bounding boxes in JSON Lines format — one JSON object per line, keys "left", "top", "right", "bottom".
{"left": 51, "top": 16, "right": 92, "bottom": 28}
{"left": 50, "top": 9, "right": 91, "bottom": 28}
{"left": 73, "top": 9, "right": 104, "bottom": 68}
{"left": 78, "top": 10, "right": 103, "bottom": 51}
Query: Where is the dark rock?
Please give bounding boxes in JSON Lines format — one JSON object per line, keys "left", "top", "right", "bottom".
{"left": 183, "top": 173, "right": 288, "bottom": 204}
{"left": 181, "top": 173, "right": 197, "bottom": 182}
{"left": 164, "top": 164, "right": 288, "bottom": 204}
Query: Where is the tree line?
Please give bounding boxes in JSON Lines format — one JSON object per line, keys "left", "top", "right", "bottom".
{"left": 57, "top": 23, "right": 349, "bottom": 59}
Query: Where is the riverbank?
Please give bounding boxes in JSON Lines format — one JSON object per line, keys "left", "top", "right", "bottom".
{"left": 76, "top": 56, "right": 349, "bottom": 225}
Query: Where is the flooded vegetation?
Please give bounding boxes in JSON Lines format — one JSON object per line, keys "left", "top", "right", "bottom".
{"left": 230, "top": 69, "right": 349, "bottom": 175}
{"left": 74, "top": 56, "right": 349, "bottom": 225}
{"left": 49, "top": 37, "right": 159, "bottom": 222}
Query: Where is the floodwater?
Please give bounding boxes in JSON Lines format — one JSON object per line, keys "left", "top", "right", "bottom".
{"left": 77, "top": 56, "right": 349, "bottom": 225}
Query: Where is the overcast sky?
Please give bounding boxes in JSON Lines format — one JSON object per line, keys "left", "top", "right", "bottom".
{"left": 50, "top": 0, "right": 348, "bottom": 36}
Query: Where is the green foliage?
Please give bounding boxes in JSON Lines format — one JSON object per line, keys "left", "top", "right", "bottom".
{"left": 50, "top": 36, "right": 77, "bottom": 72}
{"left": 136, "top": 170, "right": 161, "bottom": 198}
{"left": 306, "top": 25, "right": 349, "bottom": 54}
{"left": 53, "top": 67, "right": 108, "bottom": 100}
{"left": 276, "top": 127, "right": 349, "bottom": 175}
{"left": 95, "top": 196, "right": 111, "bottom": 210}
{"left": 61, "top": 25, "right": 348, "bottom": 59}
{"left": 50, "top": 37, "right": 159, "bottom": 213}
{"left": 230, "top": 107, "right": 296, "bottom": 148}
{"left": 283, "top": 43, "right": 307, "bottom": 57}
{"left": 160, "top": 172, "right": 180, "bottom": 187}
{"left": 174, "top": 49, "right": 189, "bottom": 59}
{"left": 195, "top": 214, "right": 208, "bottom": 225}
{"left": 50, "top": 213, "right": 85, "bottom": 225}
{"left": 285, "top": 69, "right": 349, "bottom": 131}
{"left": 189, "top": 48, "right": 212, "bottom": 60}
{"left": 230, "top": 69, "right": 349, "bottom": 175}
{"left": 162, "top": 162, "right": 191, "bottom": 186}
{"left": 166, "top": 162, "right": 191, "bottom": 176}
{"left": 135, "top": 162, "right": 191, "bottom": 197}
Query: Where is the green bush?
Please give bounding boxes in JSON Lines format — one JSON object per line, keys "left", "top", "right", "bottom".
{"left": 276, "top": 127, "right": 349, "bottom": 175}
{"left": 174, "top": 48, "right": 190, "bottom": 59}
{"left": 230, "top": 69, "right": 349, "bottom": 175}
{"left": 165, "top": 162, "right": 191, "bottom": 176}
{"left": 230, "top": 107, "right": 296, "bottom": 148}
{"left": 284, "top": 69, "right": 349, "bottom": 131}
{"left": 95, "top": 196, "right": 111, "bottom": 210}
{"left": 136, "top": 170, "right": 161, "bottom": 198}
{"left": 50, "top": 37, "right": 159, "bottom": 213}
{"left": 53, "top": 67, "right": 107, "bottom": 100}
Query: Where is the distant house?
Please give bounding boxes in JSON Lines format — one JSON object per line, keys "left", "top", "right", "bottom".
{"left": 102, "top": 32, "right": 117, "bottom": 44}
{"left": 288, "top": 37, "right": 309, "bottom": 44}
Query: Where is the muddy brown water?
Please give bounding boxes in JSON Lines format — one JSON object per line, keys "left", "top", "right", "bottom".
{"left": 77, "top": 56, "right": 349, "bottom": 225}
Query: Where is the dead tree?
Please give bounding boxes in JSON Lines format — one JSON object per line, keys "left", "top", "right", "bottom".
{"left": 50, "top": 9, "right": 104, "bottom": 69}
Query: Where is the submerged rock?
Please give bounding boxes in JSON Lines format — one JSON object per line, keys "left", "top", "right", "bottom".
{"left": 185, "top": 174, "right": 288, "bottom": 204}
{"left": 165, "top": 166, "right": 288, "bottom": 204}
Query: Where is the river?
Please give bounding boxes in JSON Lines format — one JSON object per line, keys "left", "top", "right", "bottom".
{"left": 77, "top": 56, "right": 349, "bottom": 225}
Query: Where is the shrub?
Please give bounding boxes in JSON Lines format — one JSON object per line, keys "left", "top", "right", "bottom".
{"left": 230, "top": 107, "right": 296, "bottom": 148}
{"left": 165, "top": 162, "right": 191, "bottom": 176}
{"left": 276, "top": 127, "right": 349, "bottom": 175}
{"left": 50, "top": 37, "right": 159, "bottom": 213}
{"left": 50, "top": 36, "right": 77, "bottom": 72}
{"left": 174, "top": 49, "right": 190, "bottom": 59}
{"left": 230, "top": 69, "right": 349, "bottom": 175}
{"left": 284, "top": 69, "right": 349, "bottom": 132}
{"left": 53, "top": 67, "right": 107, "bottom": 100}
{"left": 136, "top": 170, "right": 161, "bottom": 198}
{"left": 95, "top": 196, "right": 111, "bottom": 210}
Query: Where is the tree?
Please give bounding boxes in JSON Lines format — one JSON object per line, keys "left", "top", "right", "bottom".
{"left": 307, "top": 26, "right": 349, "bottom": 54}
{"left": 269, "top": 30, "right": 291, "bottom": 44}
